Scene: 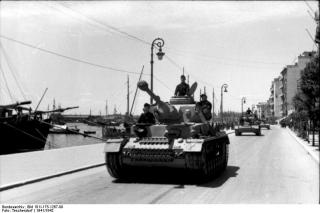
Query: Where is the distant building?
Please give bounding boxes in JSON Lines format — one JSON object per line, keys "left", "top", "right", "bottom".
{"left": 269, "top": 77, "right": 282, "bottom": 119}
{"left": 256, "top": 102, "right": 270, "bottom": 120}
{"left": 279, "top": 51, "right": 316, "bottom": 116}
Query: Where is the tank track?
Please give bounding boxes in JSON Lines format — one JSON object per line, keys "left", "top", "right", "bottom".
{"left": 185, "top": 138, "right": 228, "bottom": 180}
{"left": 105, "top": 152, "right": 127, "bottom": 179}
{"left": 106, "top": 138, "right": 229, "bottom": 180}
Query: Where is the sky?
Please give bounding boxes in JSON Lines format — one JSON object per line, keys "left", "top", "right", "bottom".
{"left": 0, "top": 1, "right": 318, "bottom": 115}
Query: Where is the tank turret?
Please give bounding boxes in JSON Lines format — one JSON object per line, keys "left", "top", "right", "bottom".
{"left": 137, "top": 81, "right": 181, "bottom": 124}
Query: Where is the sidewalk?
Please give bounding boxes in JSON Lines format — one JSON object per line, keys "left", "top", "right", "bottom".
{"left": 286, "top": 127, "right": 319, "bottom": 163}
{"left": 0, "top": 143, "right": 105, "bottom": 191}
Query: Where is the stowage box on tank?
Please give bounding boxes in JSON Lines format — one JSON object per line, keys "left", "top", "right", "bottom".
{"left": 104, "top": 80, "right": 230, "bottom": 180}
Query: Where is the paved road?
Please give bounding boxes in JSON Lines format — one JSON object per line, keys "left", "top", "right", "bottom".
{"left": 1, "top": 125, "right": 319, "bottom": 203}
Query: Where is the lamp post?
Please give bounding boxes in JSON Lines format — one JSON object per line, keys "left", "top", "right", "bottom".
{"left": 220, "top": 83, "right": 228, "bottom": 123}
{"left": 150, "top": 38, "right": 165, "bottom": 104}
{"left": 241, "top": 97, "right": 246, "bottom": 116}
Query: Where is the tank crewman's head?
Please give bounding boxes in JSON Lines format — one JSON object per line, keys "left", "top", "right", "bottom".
{"left": 180, "top": 75, "right": 186, "bottom": 83}
{"left": 200, "top": 94, "right": 207, "bottom": 101}
{"left": 143, "top": 103, "right": 151, "bottom": 113}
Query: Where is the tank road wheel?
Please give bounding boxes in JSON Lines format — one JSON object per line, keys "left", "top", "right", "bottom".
{"left": 105, "top": 152, "right": 126, "bottom": 179}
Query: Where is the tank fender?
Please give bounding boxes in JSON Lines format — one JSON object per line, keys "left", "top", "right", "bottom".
{"left": 182, "top": 139, "right": 204, "bottom": 152}
{"left": 104, "top": 138, "right": 125, "bottom": 153}
{"left": 215, "top": 133, "right": 230, "bottom": 144}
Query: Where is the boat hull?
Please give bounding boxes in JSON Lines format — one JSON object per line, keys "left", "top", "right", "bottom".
{"left": 0, "top": 118, "right": 51, "bottom": 154}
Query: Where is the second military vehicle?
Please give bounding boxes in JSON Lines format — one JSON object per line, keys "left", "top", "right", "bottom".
{"left": 235, "top": 115, "right": 261, "bottom": 136}
{"left": 104, "top": 81, "right": 230, "bottom": 180}
{"left": 259, "top": 120, "right": 271, "bottom": 130}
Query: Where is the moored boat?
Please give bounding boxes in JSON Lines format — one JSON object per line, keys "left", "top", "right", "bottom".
{"left": 0, "top": 101, "right": 51, "bottom": 154}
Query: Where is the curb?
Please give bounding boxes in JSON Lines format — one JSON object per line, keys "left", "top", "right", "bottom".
{"left": 0, "top": 163, "right": 106, "bottom": 192}
{"left": 286, "top": 128, "right": 319, "bottom": 164}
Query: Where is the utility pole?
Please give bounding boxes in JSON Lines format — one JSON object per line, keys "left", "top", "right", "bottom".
{"left": 127, "top": 75, "right": 130, "bottom": 116}
{"left": 53, "top": 98, "right": 56, "bottom": 110}
{"left": 105, "top": 99, "right": 108, "bottom": 116}
{"left": 130, "top": 65, "right": 144, "bottom": 116}
{"left": 220, "top": 91, "right": 223, "bottom": 122}
{"left": 212, "top": 88, "right": 215, "bottom": 123}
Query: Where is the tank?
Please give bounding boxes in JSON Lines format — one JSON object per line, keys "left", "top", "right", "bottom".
{"left": 104, "top": 81, "right": 230, "bottom": 180}
{"left": 235, "top": 115, "right": 261, "bottom": 136}
{"left": 259, "top": 119, "right": 271, "bottom": 130}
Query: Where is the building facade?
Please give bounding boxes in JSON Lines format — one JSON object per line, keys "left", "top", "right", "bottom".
{"left": 279, "top": 51, "right": 316, "bottom": 116}
{"left": 269, "top": 77, "right": 282, "bottom": 119}
{"left": 256, "top": 102, "right": 269, "bottom": 120}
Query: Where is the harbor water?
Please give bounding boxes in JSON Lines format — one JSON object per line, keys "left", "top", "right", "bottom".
{"left": 45, "top": 123, "right": 104, "bottom": 150}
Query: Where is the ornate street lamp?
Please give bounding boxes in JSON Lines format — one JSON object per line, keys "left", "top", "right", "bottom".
{"left": 150, "top": 38, "right": 165, "bottom": 104}
{"left": 220, "top": 83, "right": 228, "bottom": 123}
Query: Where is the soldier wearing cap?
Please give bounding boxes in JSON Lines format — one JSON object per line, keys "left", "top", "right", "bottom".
{"left": 246, "top": 107, "right": 252, "bottom": 115}
{"left": 137, "top": 103, "right": 155, "bottom": 124}
{"left": 197, "top": 94, "right": 212, "bottom": 120}
{"left": 174, "top": 75, "right": 190, "bottom": 96}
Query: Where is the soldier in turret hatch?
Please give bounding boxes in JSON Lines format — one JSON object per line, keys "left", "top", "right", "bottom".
{"left": 174, "top": 75, "right": 190, "bottom": 96}
{"left": 246, "top": 108, "right": 252, "bottom": 115}
{"left": 197, "top": 94, "right": 212, "bottom": 120}
{"left": 137, "top": 103, "right": 155, "bottom": 124}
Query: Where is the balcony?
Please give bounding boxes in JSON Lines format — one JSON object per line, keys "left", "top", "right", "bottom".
{"left": 269, "top": 97, "right": 274, "bottom": 102}
{"left": 270, "top": 86, "right": 274, "bottom": 92}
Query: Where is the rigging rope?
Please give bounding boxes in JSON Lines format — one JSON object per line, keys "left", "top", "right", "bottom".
{"left": 0, "top": 43, "right": 27, "bottom": 100}
{"left": 0, "top": 65, "right": 15, "bottom": 102}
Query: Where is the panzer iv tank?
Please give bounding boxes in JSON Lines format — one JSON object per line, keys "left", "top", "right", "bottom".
{"left": 235, "top": 115, "right": 261, "bottom": 136}
{"left": 104, "top": 81, "right": 230, "bottom": 180}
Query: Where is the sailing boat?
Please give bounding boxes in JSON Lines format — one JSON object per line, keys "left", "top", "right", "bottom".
{"left": 0, "top": 101, "right": 52, "bottom": 154}
{"left": 0, "top": 44, "right": 52, "bottom": 154}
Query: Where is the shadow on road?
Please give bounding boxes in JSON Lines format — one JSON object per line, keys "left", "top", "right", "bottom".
{"left": 197, "top": 166, "right": 239, "bottom": 188}
{"left": 236, "top": 134, "right": 265, "bottom": 137}
{"left": 112, "top": 166, "right": 240, "bottom": 188}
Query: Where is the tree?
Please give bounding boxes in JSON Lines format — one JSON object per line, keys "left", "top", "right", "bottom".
{"left": 293, "top": 56, "right": 320, "bottom": 145}
{"left": 299, "top": 56, "right": 320, "bottom": 121}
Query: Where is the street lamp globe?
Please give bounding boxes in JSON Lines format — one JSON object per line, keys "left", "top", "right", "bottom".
{"left": 156, "top": 47, "right": 165, "bottom": 60}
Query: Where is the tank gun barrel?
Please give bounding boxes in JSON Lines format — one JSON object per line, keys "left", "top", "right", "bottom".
{"left": 137, "top": 81, "right": 161, "bottom": 103}
{"left": 137, "top": 80, "right": 181, "bottom": 123}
